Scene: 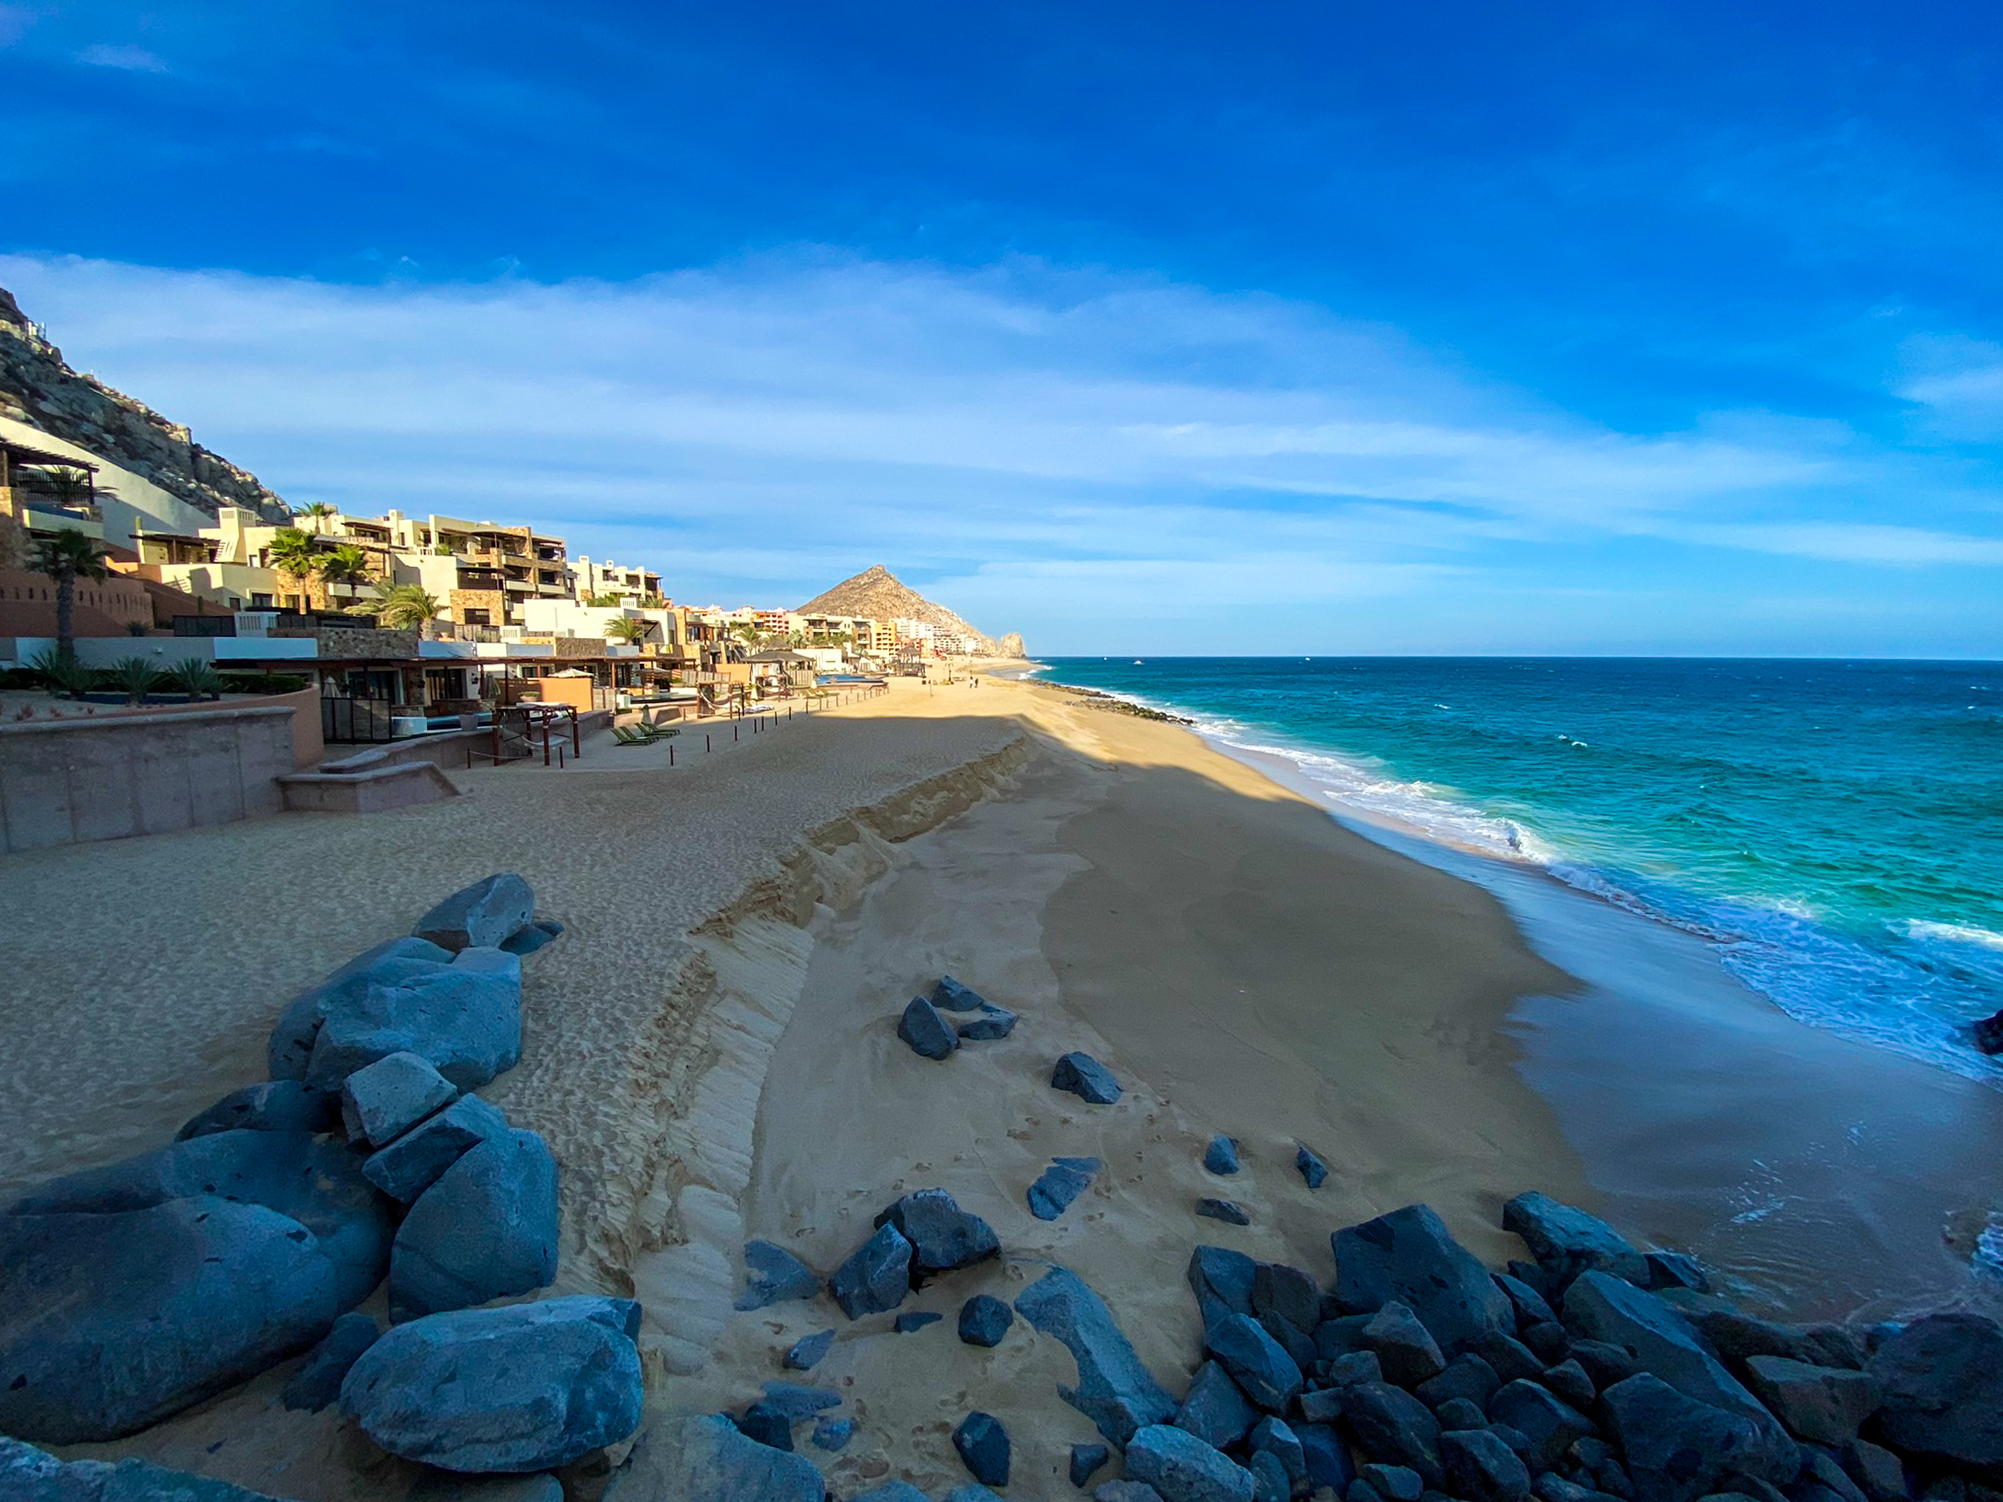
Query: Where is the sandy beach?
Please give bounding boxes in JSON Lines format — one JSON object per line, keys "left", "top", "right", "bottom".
{"left": 2, "top": 671, "right": 1595, "bottom": 1499}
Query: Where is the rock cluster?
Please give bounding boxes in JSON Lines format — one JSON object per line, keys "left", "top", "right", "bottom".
{"left": 896, "top": 976, "right": 1022, "bottom": 1060}
{"left": 688, "top": 1180, "right": 2003, "bottom": 1502}
{"left": 0, "top": 872, "right": 639, "bottom": 1487}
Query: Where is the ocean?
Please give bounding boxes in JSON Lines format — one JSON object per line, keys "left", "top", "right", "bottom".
{"left": 1036, "top": 657, "right": 2003, "bottom": 1089}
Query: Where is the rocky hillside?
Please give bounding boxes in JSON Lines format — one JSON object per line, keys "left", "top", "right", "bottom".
{"left": 797, "top": 564, "right": 1024, "bottom": 656}
{"left": 0, "top": 285, "right": 289, "bottom": 523}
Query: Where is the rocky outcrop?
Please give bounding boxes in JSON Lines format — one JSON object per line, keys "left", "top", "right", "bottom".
{"left": 0, "top": 285, "right": 289, "bottom": 522}
{"left": 795, "top": 564, "right": 1004, "bottom": 656}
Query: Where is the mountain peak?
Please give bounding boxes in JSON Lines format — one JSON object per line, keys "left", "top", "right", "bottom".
{"left": 796, "top": 564, "right": 1020, "bottom": 656}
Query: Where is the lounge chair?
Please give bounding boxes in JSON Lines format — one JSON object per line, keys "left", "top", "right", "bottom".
{"left": 612, "top": 724, "right": 651, "bottom": 747}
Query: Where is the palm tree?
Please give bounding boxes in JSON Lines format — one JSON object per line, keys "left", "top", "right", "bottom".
{"left": 317, "top": 544, "right": 374, "bottom": 605}
{"left": 29, "top": 527, "right": 110, "bottom": 661}
{"left": 370, "top": 582, "right": 443, "bottom": 635}
{"left": 606, "top": 616, "right": 656, "bottom": 649}
{"left": 265, "top": 528, "right": 320, "bottom": 611}
{"left": 297, "top": 502, "right": 337, "bottom": 534}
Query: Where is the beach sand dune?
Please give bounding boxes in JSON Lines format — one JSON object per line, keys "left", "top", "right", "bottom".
{"left": 0, "top": 675, "right": 1588, "bottom": 1499}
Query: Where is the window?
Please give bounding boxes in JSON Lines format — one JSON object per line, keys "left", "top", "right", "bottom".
{"left": 462, "top": 609, "right": 491, "bottom": 626}
{"left": 251, "top": 592, "right": 273, "bottom": 607}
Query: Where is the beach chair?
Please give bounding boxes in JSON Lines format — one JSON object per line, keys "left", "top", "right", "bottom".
{"left": 611, "top": 724, "right": 651, "bottom": 747}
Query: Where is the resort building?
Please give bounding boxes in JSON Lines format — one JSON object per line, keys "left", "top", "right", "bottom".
{"left": 574, "top": 556, "right": 663, "bottom": 606}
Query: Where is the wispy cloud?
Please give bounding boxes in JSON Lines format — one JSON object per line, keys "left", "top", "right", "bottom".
{"left": 1, "top": 251, "right": 1997, "bottom": 650}
{"left": 76, "top": 41, "right": 167, "bottom": 72}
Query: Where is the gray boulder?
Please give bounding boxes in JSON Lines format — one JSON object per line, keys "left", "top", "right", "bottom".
{"left": 1496, "top": 1272, "right": 1559, "bottom": 1329}
{"left": 1365, "top": 1300, "right": 1447, "bottom": 1386}
{"left": 1504, "top": 1192, "right": 1649, "bottom": 1289}
{"left": 1418, "top": 1352, "right": 1503, "bottom": 1412}
{"left": 1645, "top": 1251, "right": 1710, "bottom": 1293}
{"left": 1207, "top": 1312, "right": 1303, "bottom": 1412}
{"left": 342, "top": 1049, "right": 458, "bottom": 1148}
{"left": 0, "top": 1196, "right": 338, "bottom": 1442}
{"left": 1490, "top": 1379, "right": 1594, "bottom": 1471}
{"left": 1198, "top": 1198, "right": 1250, "bottom": 1226}
{"left": 811, "top": 1417, "right": 856, "bottom": 1452}
{"left": 873, "top": 1188, "right": 1000, "bottom": 1278}
{"left": 960, "top": 1294, "right": 1014, "bottom": 1347}
{"left": 1177, "top": 1361, "right": 1260, "bottom": 1450}
{"left": 390, "top": 1129, "right": 559, "bottom": 1321}
{"left": 1742, "top": 1355, "right": 1879, "bottom": 1445}
{"left": 1052, "top": 1050, "right": 1123, "bottom": 1103}
{"left": 1015, "top": 1264, "right": 1177, "bottom": 1444}
{"left": 1598, "top": 1373, "right": 1795, "bottom": 1502}
{"left": 829, "top": 1222, "right": 914, "bottom": 1317}
{"left": 1248, "top": 1450, "right": 1288, "bottom": 1502}
{"left": 1250, "top": 1415, "right": 1307, "bottom": 1493}
{"left": 605, "top": 1413, "right": 821, "bottom": 1501}
{"left": 283, "top": 1310, "right": 380, "bottom": 1412}
{"left": 956, "top": 1003, "right": 1019, "bottom": 1040}
{"left": 1297, "top": 1422, "right": 1359, "bottom": 1494}
{"left": 759, "top": 1381, "right": 842, "bottom": 1417}
{"left": 341, "top": 1296, "right": 642, "bottom": 1473}
{"left": 1561, "top": 1272, "right": 1790, "bottom": 1468}
{"left": 176, "top": 1079, "right": 340, "bottom": 1140}
{"left": 1253, "top": 1263, "right": 1319, "bottom": 1338}
{"left": 851, "top": 1487, "right": 928, "bottom": 1502}
{"left": 736, "top": 1239, "right": 822, "bottom": 1310}
{"left": 1127, "top": 1424, "right": 1257, "bottom": 1502}
{"left": 783, "top": 1329, "right": 834, "bottom": 1370}
{"left": 1442, "top": 1428, "right": 1532, "bottom": 1502}
{"left": 1332, "top": 1204, "right": 1515, "bottom": 1355}
{"left": 1840, "top": 1440, "right": 1908, "bottom": 1502}
{"left": 1360, "top": 1463, "right": 1425, "bottom": 1502}
{"left": 0, "top": 1436, "right": 294, "bottom": 1501}
{"left": 1683, "top": 1307, "right": 1865, "bottom": 1369}
{"left": 1073, "top": 1443, "right": 1113, "bottom": 1486}
{"left": 1099, "top": 1486, "right": 1169, "bottom": 1502}
{"left": 932, "top": 975, "right": 988, "bottom": 1011}
{"left": 364, "top": 1094, "right": 510, "bottom": 1203}
{"left": 8, "top": 1127, "right": 393, "bottom": 1310}
{"left": 307, "top": 947, "right": 524, "bottom": 1091}
{"left": 1296, "top": 1143, "right": 1329, "bottom": 1188}
{"left": 269, "top": 937, "right": 455, "bottom": 1080}
{"left": 1188, "top": 1245, "right": 1259, "bottom": 1334}
{"left": 898, "top": 997, "right": 960, "bottom": 1059}
{"left": 1029, "top": 1155, "right": 1101, "bottom": 1220}
{"left": 414, "top": 873, "right": 537, "bottom": 953}
{"left": 1543, "top": 1358, "right": 1597, "bottom": 1411}
{"left": 1337, "top": 1382, "right": 1444, "bottom": 1488}
{"left": 1868, "top": 1313, "right": 2003, "bottom": 1477}
{"left": 954, "top": 1411, "right": 1011, "bottom": 1487}
{"left": 1204, "top": 1137, "right": 1241, "bottom": 1174}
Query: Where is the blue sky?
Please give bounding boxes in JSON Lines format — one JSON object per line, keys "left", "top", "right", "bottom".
{"left": 3, "top": 0, "right": 2001, "bottom": 654}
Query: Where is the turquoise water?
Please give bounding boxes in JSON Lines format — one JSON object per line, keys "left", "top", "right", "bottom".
{"left": 1039, "top": 657, "right": 2003, "bottom": 1084}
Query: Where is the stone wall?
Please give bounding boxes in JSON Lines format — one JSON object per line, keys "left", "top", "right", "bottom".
{"left": 0, "top": 703, "right": 298, "bottom": 853}
{"left": 315, "top": 626, "right": 420, "bottom": 660}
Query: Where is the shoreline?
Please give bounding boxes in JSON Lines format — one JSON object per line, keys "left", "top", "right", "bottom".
{"left": 1023, "top": 670, "right": 2003, "bottom": 1322}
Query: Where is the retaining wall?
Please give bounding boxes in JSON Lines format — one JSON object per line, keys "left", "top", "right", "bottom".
{"left": 0, "top": 704, "right": 297, "bottom": 853}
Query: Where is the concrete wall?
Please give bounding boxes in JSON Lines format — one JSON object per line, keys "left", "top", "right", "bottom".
{"left": 0, "top": 704, "right": 298, "bottom": 853}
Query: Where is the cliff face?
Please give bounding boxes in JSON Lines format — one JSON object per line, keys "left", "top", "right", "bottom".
{"left": 0, "top": 286, "right": 289, "bottom": 523}
{"left": 797, "top": 564, "right": 1023, "bottom": 656}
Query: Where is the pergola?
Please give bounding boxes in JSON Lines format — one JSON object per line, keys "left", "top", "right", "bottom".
{"left": 0, "top": 435, "right": 99, "bottom": 499}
